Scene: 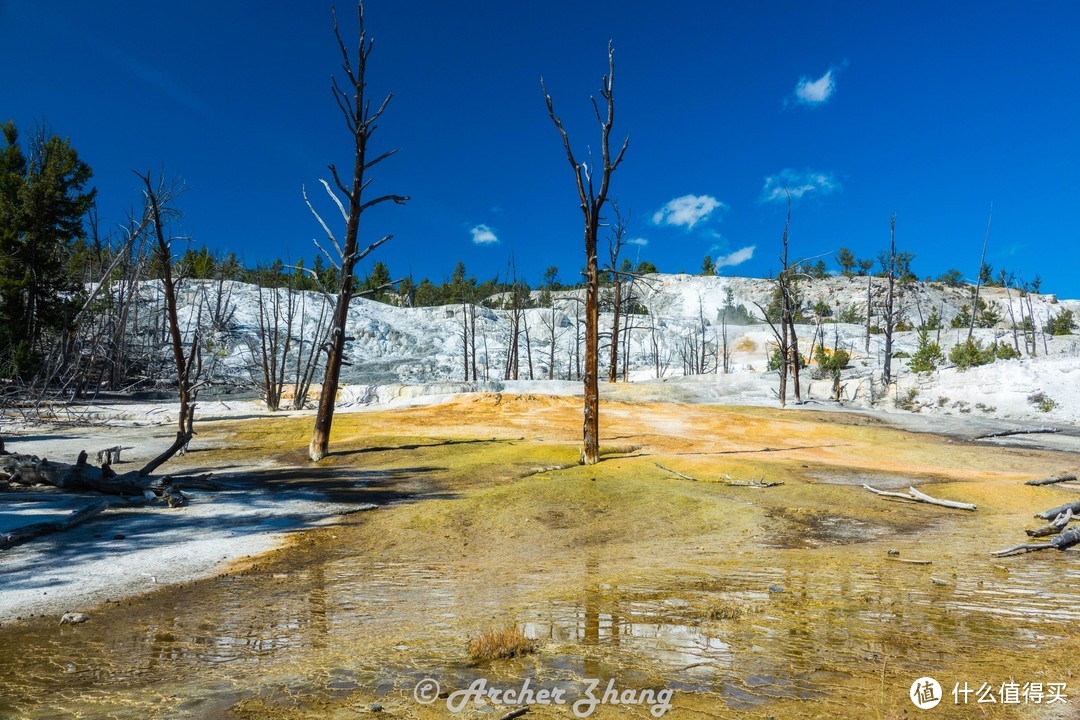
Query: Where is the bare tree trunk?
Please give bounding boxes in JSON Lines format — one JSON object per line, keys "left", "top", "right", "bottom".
{"left": 609, "top": 279, "right": 622, "bottom": 382}
{"left": 309, "top": 3, "right": 408, "bottom": 461}
{"left": 522, "top": 309, "right": 534, "bottom": 380}
{"left": 543, "top": 44, "right": 628, "bottom": 465}
{"left": 779, "top": 321, "right": 789, "bottom": 407}
{"left": 755, "top": 196, "right": 796, "bottom": 407}
{"left": 470, "top": 305, "right": 478, "bottom": 381}
{"left": 865, "top": 273, "right": 872, "bottom": 354}
{"left": 721, "top": 314, "right": 729, "bottom": 374}
{"left": 882, "top": 215, "right": 896, "bottom": 386}
{"left": 968, "top": 206, "right": 992, "bottom": 342}
{"left": 136, "top": 172, "right": 195, "bottom": 477}
{"left": 1004, "top": 281, "right": 1021, "bottom": 355}
{"left": 548, "top": 301, "right": 558, "bottom": 380}
{"left": 462, "top": 294, "right": 470, "bottom": 381}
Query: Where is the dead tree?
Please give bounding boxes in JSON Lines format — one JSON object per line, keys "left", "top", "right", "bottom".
{"left": 968, "top": 206, "right": 992, "bottom": 342}
{"left": 721, "top": 312, "right": 730, "bottom": 374}
{"left": 1004, "top": 279, "right": 1022, "bottom": 355}
{"left": 542, "top": 42, "right": 629, "bottom": 465}
{"left": 290, "top": 287, "right": 331, "bottom": 410}
{"left": 308, "top": 2, "right": 408, "bottom": 462}
{"left": 606, "top": 201, "right": 628, "bottom": 382}
{"left": 754, "top": 196, "right": 800, "bottom": 406}
{"left": 251, "top": 269, "right": 298, "bottom": 411}
{"left": 881, "top": 215, "right": 898, "bottom": 385}
{"left": 460, "top": 283, "right": 471, "bottom": 381}
{"left": 135, "top": 171, "right": 199, "bottom": 476}
{"left": 538, "top": 268, "right": 565, "bottom": 380}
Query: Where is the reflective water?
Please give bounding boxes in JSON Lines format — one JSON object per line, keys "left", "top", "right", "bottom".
{"left": 3, "top": 539, "right": 1078, "bottom": 718}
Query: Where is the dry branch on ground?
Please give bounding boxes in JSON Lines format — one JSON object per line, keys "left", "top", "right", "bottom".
{"left": 862, "top": 484, "right": 977, "bottom": 511}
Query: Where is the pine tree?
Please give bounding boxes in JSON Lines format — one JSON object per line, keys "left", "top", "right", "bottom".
{"left": 0, "top": 122, "right": 95, "bottom": 377}
{"left": 836, "top": 247, "right": 855, "bottom": 276}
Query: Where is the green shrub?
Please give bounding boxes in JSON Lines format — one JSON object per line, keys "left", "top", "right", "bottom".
{"left": 812, "top": 346, "right": 850, "bottom": 379}
{"left": 838, "top": 304, "right": 864, "bottom": 324}
{"left": 1045, "top": 309, "right": 1075, "bottom": 336}
{"left": 909, "top": 329, "right": 944, "bottom": 373}
{"left": 950, "top": 298, "right": 1000, "bottom": 329}
{"left": 767, "top": 347, "right": 807, "bottom": 372}
{"left": 950, "top": 308, "right": 970, "bottom": 329}
{"left": 1028, "top": 392, "right": 1057, "bottom": 413}
{"left": 948, "top": 338, "right": 995, "bottom": 370}
{"left": 993, "top": 342, "right": 1020, "bottom": 360}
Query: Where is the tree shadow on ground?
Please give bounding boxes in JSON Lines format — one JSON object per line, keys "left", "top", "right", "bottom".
{"left": 325, "top": 438, "right": 510, "bottom": 458}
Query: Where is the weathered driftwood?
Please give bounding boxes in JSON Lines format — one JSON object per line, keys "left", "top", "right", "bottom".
{"left": 1026, "top": 509, "right": 1073, "bottom": 537}
{"left": 886, "top": 557, "right": 933, "bottom": 565}
{"left": 975, "top": 426, "right": 1060, "bottom": 440}
{"left": 655, "top": 463, "right": 698, "bottom": 482}
{"left": 861, "top": 484, "right": 916, "bottom": 502}
{"left": 1024, "top": 474, "right": 1078, "bottom": 487}
{"left": 862, "top": 484, "right": 977, "bottom": 511}
{"left": 991, "top": 526, "right": 1080, "bottom": 557}
{"left": 0, "top": 500, "right": 109, "bottom": 550}
{"left": 1035, "top": 500, "right": 1080, "bottom": 521}
{"left": 96, "top": 446, "right": 131, "bottom": 465}
{"left": 725, "top": 478, "right": 784, "bottom": 488}
{"left": 0, "top": 451, "right": 196, "bottom": 506}
{"left": 907, "top": 486, "right": 977, "bottom": 511}
{"left": 1, "top": 451, "right": 142, "bottom": 495}
{"left": 497, "top": 709, "right": 530, "bottom": 720}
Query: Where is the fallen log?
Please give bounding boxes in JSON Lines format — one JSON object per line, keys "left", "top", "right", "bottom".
{"left": 1024, "top": 474, "right": 1078, "bottom": 487}
{"left": 975, "top": 426, "right": 1060, "bottom": 440}
{"left": 159, "top": 481, "right": 187, "bottom": 508}
{"left": 908, "top": 487, "right": 977, "bottom": 511}
{"left": 655, "top": 463, "right": 698, "bottom": 482}
{"left": 991, "top": 526, "right": 1080, "bottom": 557}
{"left": 96, "top": 446, "right": 132, "bottom": 465}
{"left": 1035, "top": 500, "right": 1080, "bottom": 521}
{"left": 0, "top": 451, "right": 201, "bottom": 505}
{"left": 861, "top": 484, "right": 917, "bottom": 502}
{"left": 725, "top": 478, "right": 784, "bottom": 488}
{"left": 1026, "top": 509, "right": 1073, "bottom": 538}
{"left": 862, "top": 484, "right": 977, "bottom": 511}
{"left": 497, "top": 709, "right": 530, "bottom": 720}
{"left": 886, "top": 557, "right": 933, "bottom": 565}
{"left": 0, "top": 500, "right": 109, "bottom": 550}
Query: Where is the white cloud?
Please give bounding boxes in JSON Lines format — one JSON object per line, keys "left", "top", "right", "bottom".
{"left": 715, "top": 245, "right": 755, "bottom": 268}
{"left": 761, "top": 169, "right": 840, "bottom": 203}
{"left": 652, "top": 194, "right": 725, "bottom": 229}
{"left": 794, "top": 69, "right": 835, "bottom": 105}
{"left": 785, "top": 63, "right": 846, "bottom": 108}
{"left": 470, "top": 224, "right": 498, "bottom": 245}
{"left": 628, "top": 237, "right": 649, "bottom": 247}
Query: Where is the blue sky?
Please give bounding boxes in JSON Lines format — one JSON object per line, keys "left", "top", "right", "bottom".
{"left": 5, "top": 1, "right": 1080, "bottom": 294}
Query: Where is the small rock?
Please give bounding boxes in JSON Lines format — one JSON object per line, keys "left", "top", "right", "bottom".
{"left": 369, "top": 703, "right": 383, "bottom": 713}
{"left": 768, "top": 585, "right": 785, "bottom": 594}
{"left": 60, "top": 612, "right": 89, "bottom": 625}
{"left": 887, "top": 549, "right": 900, "bottom": 555}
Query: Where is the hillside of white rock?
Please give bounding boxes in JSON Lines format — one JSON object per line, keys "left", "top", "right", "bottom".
{"left": 129, "top": 273, "right": 1080, "bottom": 427}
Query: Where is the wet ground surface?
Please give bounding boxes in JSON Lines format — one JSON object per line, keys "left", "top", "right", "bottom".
{"left": 1, "top": 395, "right": 1079, "bottom": 719}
